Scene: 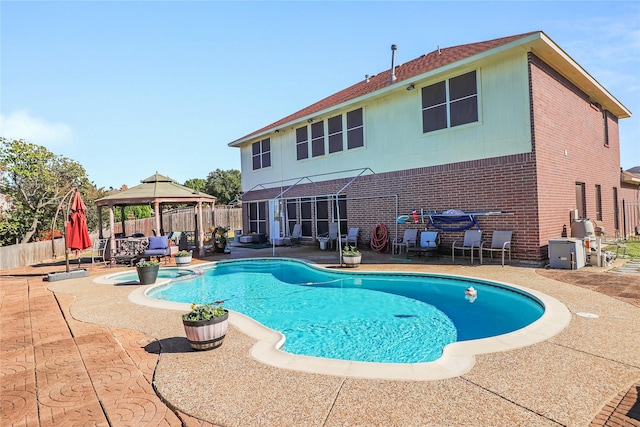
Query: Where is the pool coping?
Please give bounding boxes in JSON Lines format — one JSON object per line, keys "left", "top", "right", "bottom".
{"left": 106, "top": 261, "right": 572, "bottom": 381}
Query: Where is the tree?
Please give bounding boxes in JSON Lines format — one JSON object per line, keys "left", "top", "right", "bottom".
{"left": 183, "top": 178, "right": 207, "bottom": 193}
{"left": 0, "top": 138, "right": 92, "bottom": 245}
{"left": 114, "top": 205, "right": 152, "bottom": 222}
{"left": 205, "top": 169, "right": 241, "bottom": 205}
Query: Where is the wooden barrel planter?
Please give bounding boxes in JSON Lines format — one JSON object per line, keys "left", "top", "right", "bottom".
{"left": 182, "top": 310, "right": 229, "bottom": 350}
{"left": 342, "top": 254, "right": 362, "bottom": 268}
{"left": 175, "top": 254, "right": 192, "bottom": 266}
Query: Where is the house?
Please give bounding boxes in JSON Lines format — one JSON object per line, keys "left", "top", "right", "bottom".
{"left": 228, "top": 31, "right": 634, "bottom": 263}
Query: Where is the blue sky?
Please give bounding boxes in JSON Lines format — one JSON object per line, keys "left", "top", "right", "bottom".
{"left": 1, "top": 1, "right": 639, "bottom": 190}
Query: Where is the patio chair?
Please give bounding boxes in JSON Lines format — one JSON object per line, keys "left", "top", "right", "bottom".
{"left": 344, "top": 227, "right": 360, "bottom": 248}
{"left": 144, "top": 235, "right": 171, "bottom": 264}
{"left": 319, "top": 223, "right": 339, "bottom": 250}
{"left": 408, "top": 231, "right": 440, "bottom": 258}
{"left": 290, "top": 223, "right": 302, "bottom": 244}
{"left": 91, "top": 238, "right": 111, "bottom": 267}
{"left": 392, "top": 229, "right": 418, "bottom": 256}
{"left": 480, "top": 230, "right": 512, "bottom": 266}
{"left": 452, "top": 229, "right": 482, "bottom": 264}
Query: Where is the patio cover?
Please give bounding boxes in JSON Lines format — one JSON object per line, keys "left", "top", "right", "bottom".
{"left": 95, "top": 173, "right": 217, "bottom": 257}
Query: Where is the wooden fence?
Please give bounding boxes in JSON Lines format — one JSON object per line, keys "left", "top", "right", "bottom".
{"left": 0, "top": 207, "right": 243, "bottom": 271}
{"left": 112, "top": 206, "right": 242, "bottom": 237}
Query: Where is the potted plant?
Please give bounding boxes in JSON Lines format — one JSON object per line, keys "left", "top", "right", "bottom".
{"left": 175, "top": 250, "right": 192, "bottom": 266}
{"left": 182, "top": 301, "right": 229, "bottom": 350}
{"left": 135, "top": 258, "right": 160, "bottom": 284}
{"left": 214, "top": 226, "right": 228, "bottom": 253}
{"left": 342, "top": 245, "right": 362, "bottom": 267}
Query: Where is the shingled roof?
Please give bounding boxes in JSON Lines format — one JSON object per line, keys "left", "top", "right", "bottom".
{"left": 229, "top": 32, "right": 537, "bottom": 146}
{"left": 95, "top": 173, "right": 216, "bottom": 206}
{"left": 229, "top": 30, "right": 631, "bottom": 148}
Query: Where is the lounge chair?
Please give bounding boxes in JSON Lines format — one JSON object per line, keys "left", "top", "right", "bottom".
{"left": 290, "top": 223, "right": 302, "bottom": 244}
{"left": 318, "top": 223, "right": 339, "bottom": 250}
{"left": 408, "top": 231, "right": 440, "bottom": 258}
{"left": 451, "top": 229, "right": 482, "bottom": 264}
{"left": 144, "top": 235, "right": 170, "bottom": 264}
{"left": 480, "top": 230, "right": 512, "bottom": 266}
{"left": 392, "top": 229, "right": 418, "bottom": 255}
{"left": 344, "top": 227, "right": 359, "bottom": 248}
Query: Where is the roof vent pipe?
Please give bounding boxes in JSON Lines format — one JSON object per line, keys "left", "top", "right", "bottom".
{"left": 389, "top": 44, "right": 397, "bottom": 82}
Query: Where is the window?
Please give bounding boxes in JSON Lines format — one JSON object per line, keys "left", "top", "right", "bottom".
{"left": 328, "top": 116, "right": 343, "bottom": 153}
{"left": 347, "top": 108, "right": 364, "bottom": 149}
{"left": 296, "top": 127, "right": 308, "bottom": 160}
{"left": 422, "top": 70, "right": 478, "bottom": 133}
{"left": 315, "top": 197, "right": 330, "bottom": 236}
{"left": 613, "top": 187, "right": 619, "bottom": 230}
{"left": 300, "top": 198, "right": 313, "bottom": 236}
{"left": 595, "top": 185, "right": 602, "bottom": 221}
{"left": 575, "top": 182, "right": 586, "bottom": 219}
{"left": 333, "top": 195, "right": 348, "bottom": 235}
{"left": 311, "top": 121, "right": 325, "bottom": 157}
{"left": 252, "top": 138, "right": 271, "bottom": 170}
{"left": 603, "top": 110, "right": 610, "bottom": 147}
{"left": 296, "top": 108, "right": 364, "bottom": 161}
{"left": 248, "top": 201, "right": 267, "bottom": 234}
{"left": 286, "top": 200, "right": 298, "bottom": 236}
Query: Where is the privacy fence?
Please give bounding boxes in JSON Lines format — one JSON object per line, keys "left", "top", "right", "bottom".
{"left": 0, "top": 206, "right": 243, "bottom": 271}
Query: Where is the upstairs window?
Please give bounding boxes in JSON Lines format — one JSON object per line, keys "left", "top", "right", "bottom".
{"left": 296, "top": 127, "right": 308, "bottom": 160}
{"left": 603, "top": 110, "right": 610, "bottom": 147}
{"left": 311, "top": 121, "right": 325, "bottom": 157}
{"left": 296, "top": 108, "right": 364, "bottom": 161}
{"left": 422, "top": 70, "right": 478, "bottom": 133}
{"left": 252, "top": 138, "right": 271, "bottom": 170}
{"left": 328, "top": 116, "right": 343, "bottom": 153}
{"left": 347, "top": 108, "right": 364, "bottom": 149}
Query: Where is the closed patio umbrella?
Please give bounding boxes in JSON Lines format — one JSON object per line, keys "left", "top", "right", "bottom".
{"left": 65, "top": 190, "right": 92, "bottom": 270}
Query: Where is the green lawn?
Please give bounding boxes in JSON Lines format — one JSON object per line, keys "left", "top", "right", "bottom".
{"left": 603, "top": 240, "right": 640, "bottom": 259}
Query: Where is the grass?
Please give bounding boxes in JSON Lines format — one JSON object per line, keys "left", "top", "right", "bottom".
{"left": 603, "top": 240, "right": 640, "bottom": 259}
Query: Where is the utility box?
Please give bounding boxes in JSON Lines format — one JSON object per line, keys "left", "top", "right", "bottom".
{"left": 549, "top": 238, "right": 585, "bottom": 269}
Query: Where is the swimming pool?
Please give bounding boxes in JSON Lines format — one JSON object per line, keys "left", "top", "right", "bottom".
{"left": 105, "top": 267, "right": 197, "bottom": 284}
{"left": 146, "top": 258, "right": 544, "bottom": 363}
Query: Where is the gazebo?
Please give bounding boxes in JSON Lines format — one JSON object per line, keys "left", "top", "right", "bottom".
{"left": 95, "top": 173, "right": 217, "bottom": 257}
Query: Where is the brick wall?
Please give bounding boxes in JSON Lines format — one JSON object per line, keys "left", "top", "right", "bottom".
{"left": 529, "top": 53, "right": 622, "bottom": 246}
{"left": 244, "top": 153, "right": 540, "bottom": 261}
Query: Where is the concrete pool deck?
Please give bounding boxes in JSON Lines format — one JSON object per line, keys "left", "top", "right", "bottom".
{"left": 2, "top": 244, "right": 640, "bottom": 426}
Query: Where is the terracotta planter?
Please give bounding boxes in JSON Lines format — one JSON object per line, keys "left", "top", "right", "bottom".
{"left": 343, "top": 254, "right": 362, "bottom": 267}
{"left": 175, "top": 255, "right": 192, "bottom": 266}
{"left": 136, "top": 264, "right": 159, "bottom": 285}
{"left": 183, "top": 310, "right": 229, "bottom": 351}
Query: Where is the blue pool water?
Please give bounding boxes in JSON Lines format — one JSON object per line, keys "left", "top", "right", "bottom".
{"left": 147, "top": 259, "right": 544, "bottom": 363}
{"left": 110, "top": 268, "right": 195, "bottom": 283}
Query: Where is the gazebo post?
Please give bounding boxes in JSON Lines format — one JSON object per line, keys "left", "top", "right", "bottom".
{"left": 154, "top": 201, "right": 161, "bottom": 236}
{"left": 109, "top": 205, "right": 116, "bottom": 260}
{"left": 197, "top": 201, "right": 204, "bottom": 257}
{"left": 120, "top": 206, "right": 126, "bottom": 236}
{"left": 97, "top": 207, "right": 103, "bottom": 239}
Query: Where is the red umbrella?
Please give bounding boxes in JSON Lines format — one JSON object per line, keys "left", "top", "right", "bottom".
{"left": 65, "top": 190, "right": 92, "bottom": 269}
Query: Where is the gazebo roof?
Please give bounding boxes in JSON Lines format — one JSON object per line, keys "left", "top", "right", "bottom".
{"left": 95, "top": 173, "right": 216, "bottom": 206}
